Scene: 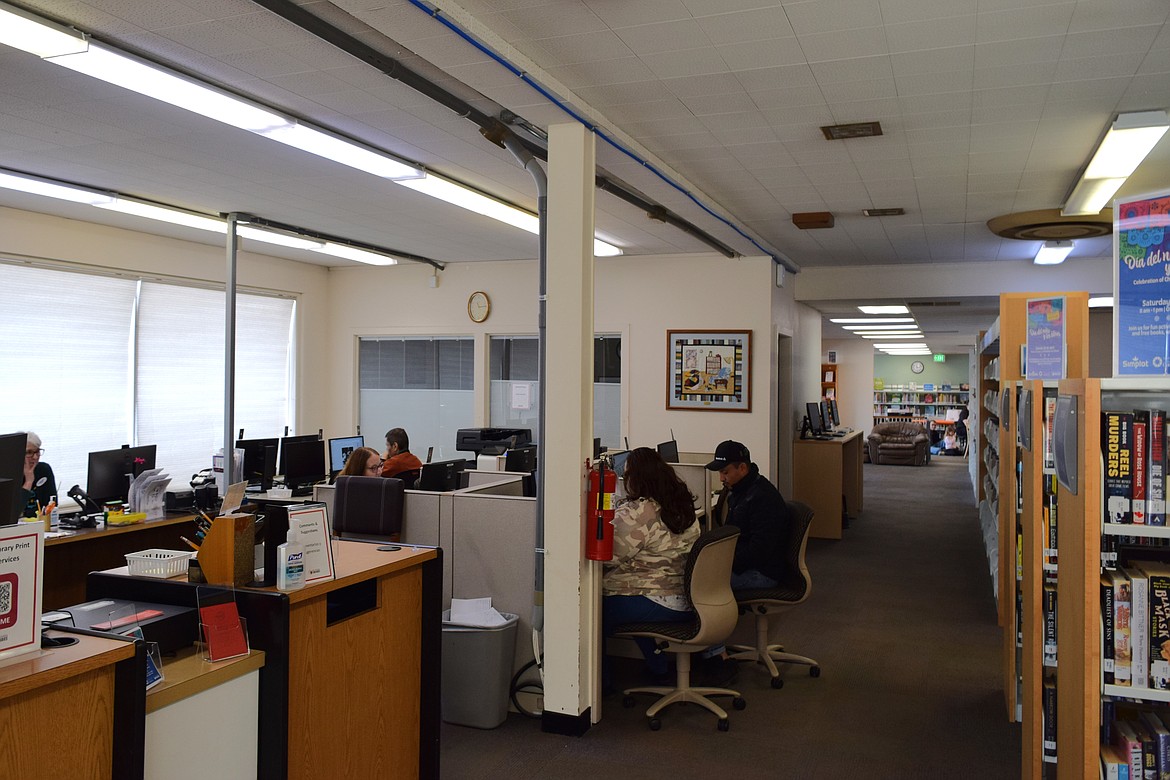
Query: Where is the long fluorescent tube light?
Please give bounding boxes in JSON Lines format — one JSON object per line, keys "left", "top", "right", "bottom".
{"left": 858, "top": 305, "right": 910, "bottom": 314}
{"left": 858, "top": 331, "right": 921, "bottom": 336}
{"left": 0, "top": 4, "right": 87, "bottom": 57}
{"left": 1034, "top": 240, "right": 1074, "bottom": 266}
{"left": 97, "top": 198, "right": 226, "bottom": 232}
{"left": 830, "top": 318, "right": 915, "bottom": 324}
{"left": 841, "top": 324, "right": 921, "bottom": 330}
{"left": 1062, "top": 110, "right": 1170, "bottom": 216}
{"left": 870, "top": 339, "right": 926, "bottom": 345}
{"left": 0, "top": 170, "right": 113, "bottom": 205}
{"left": 317, "top": 242, "right": 398, "bottom": 266}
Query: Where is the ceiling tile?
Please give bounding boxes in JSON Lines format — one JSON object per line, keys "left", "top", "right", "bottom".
{"left": 696, "top": 7, "right": 797, "bottom": 44}
{"left": 1062, "top": 25, "right": 1162, "bottom": 59}
{"left": 976, "top": 3, "right": 1077, "bottom": 43}
{"left": 1139, "top": 46, "right": 1170, "bottom": 74}
{"left": 1046, "top": 76, "right": 1132, "bottom": 102}
{"left": 1068, "top": 0, "right": 1170, "bottom": 33}
{"left": 642, "top": 47, "right": 734, "bottom": 78}
{"left": 1055, "top": 52, "right": 1147, "bottom": 82}
{"left": 749, "top": 85, "right": 828, "bottom": 110}
{"left": 971, "top": 103, "right": 1044, "bottom": 125}
{"left": 878, "top": 0, "right": 977, "bottom": 24}
{"left": 582, "top": 0, "right": 693, "bottom": 27}
{"left": 895, "top": 70, "right": 975, "bottom": 96}
{"left": 546, "top": 56, "right": 657, "bottom": 88}
{"left": 736, "top": 64, "right": 819, "bottom": 92}
{"left": 898, "top": 92, "right": 974, "bottom": 114}
{"left": 763, "top": 103, "right": 837, "bottom": 127}
{"left": 613, "top": 20, "right": 709, "bottom": 56}
{"left": 697, "top": 110, "right": 775, "bottom": 131}
{"left": 783, "top": 0, "right": 884, "bottom": 36}
{"left": 811, "top": 56, "right": 893, "bottom": 84}
{"left": 680, "top": 92, "right": 761, "bottom": 116}
{"left": 537, "top": 31, "right": 634, "bottom": 65}
{"left": 827, "top": 97, "right": 903, "bottom": 121}
{"left": 801, "top": 28, "right": 889, "bottom": 62}
{"left": 973, "top": 61, "right": 1058, "bottom": 89}
{"left": 819, "top": 79, "right": 898, "bottom": 103}
{"left": 661, "top": 73, "right": 749, "bottom": 98}
{"left": 973, "top": 36, "right": 1064, "bottom": 69}
{"left": 885, "top": 16, "right": 976, "bottom": 53}
{"left": 505, "top": 4, "right": 608, "bottom": 38}
{"left": 890, "top": 46, "right": 974, "bottom": 77}
{"left": 574, "top": 80, "right": 666, "bottom": 107}
{"left": 970, "top": 84, "right": 1050, "bottom": 107}
{"left": 716, "top": 39, "right": 809, "bottom": 70}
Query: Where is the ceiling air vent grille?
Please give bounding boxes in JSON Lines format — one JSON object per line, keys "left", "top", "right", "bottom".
{"left": 821, "top": 122, "right": 882, "bottom": 140}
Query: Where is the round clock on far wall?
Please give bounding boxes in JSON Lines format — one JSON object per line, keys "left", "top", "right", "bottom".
{"left": 911, "top": 360, "right": 925, "bottom": 374}
{"left": 468, "top": 291, "right": 490, "bottom": 323}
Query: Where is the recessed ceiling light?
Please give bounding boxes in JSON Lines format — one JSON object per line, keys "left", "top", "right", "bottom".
{"left": 830, "top": 318, "right": 915, "bottom": 324}
{"left": 1034, "top": 239, "right": 1074, "bottom": 265}
{"left": 858, "top": 305, "right": 910, "bottom": 314}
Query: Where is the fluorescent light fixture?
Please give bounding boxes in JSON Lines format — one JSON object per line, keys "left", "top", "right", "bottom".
{"left": 841, "top": 324, "right": 921, "bottom": 330}
{"left": 96, "top": 198, "right": 225, "bottom": 232}
{"left": 0, "top": 170, "right": 113, "bottom": 205}
{"left": 1062, "top": 110, "right": 1170, "bottom": 216}
{"left": 237, "top": 226, "right": 323, "bottom": 251}
{"left": 857, "top": 331, "right": 921, "bottom": 336}
{"left": 317, "top": 242, "right": 398, "bottom": 266}
{"left": 1089, "top": 296, "right": 1114, "bottom": 308}
{"left": 864, "top": 335, "right": 923, "bottom": 340}
{"left": 0, "top": 3, "right": 87, "bottom": 57}
{"left": 261, "top": 124, "right": 422, "bottom": 180}
{"left": 858, "top": 305, "right": 910, "bottom": 314}
{"left": 830, "top": 318, "right": 915, "bottom": 323}
{"left": 1034, "top": 239, "right": 1074, "bottom": 266}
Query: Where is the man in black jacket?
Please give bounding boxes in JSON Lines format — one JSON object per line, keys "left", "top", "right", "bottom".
{"left": 706, "top": 440, "right": 788, "bottom": 589}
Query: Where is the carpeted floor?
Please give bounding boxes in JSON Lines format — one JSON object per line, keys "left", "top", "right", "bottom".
{"left": 439, "top": 456, "right": 1021, "bottom": 779}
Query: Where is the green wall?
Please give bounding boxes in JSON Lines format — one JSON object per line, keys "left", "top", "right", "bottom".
{"left": 874, "top": 354, "right": 970, "bottom": 388}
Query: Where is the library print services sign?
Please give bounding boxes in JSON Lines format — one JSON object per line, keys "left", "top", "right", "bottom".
{"left": 1116, "top": 190, "right": 1170, "bottom": 375}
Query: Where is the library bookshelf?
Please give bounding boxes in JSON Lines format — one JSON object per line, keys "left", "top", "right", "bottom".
{"left": 821, "top": 363, "right": 838, "bottom": 402}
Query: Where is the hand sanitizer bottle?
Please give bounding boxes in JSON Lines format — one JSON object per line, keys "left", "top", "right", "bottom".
{"left": 277, "top": 526, "right": 305, "bottom": 592}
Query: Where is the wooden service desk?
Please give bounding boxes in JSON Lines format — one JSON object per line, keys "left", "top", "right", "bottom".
{"left": 86, "top": 541, "right": 443, "bottom": 780}
{"left": 792, "top": 430, "right": 864, "bottom": 540}
{"left": 44, "top": 512, "right": 197, "bottom": 610}
{"left": 0, "top": 630, "right": 146, "bottom": 779}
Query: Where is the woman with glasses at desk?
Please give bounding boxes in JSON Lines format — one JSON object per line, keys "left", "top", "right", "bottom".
{"left": 21, "top": 431, "right": 56, "bottom": 517}
{"left": 338, "top": 446, "right": 384, "bottom": 478}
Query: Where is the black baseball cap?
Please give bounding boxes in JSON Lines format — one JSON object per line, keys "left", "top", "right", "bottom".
{"left": 705, "top": 440, "right": 750, "bottom": 470}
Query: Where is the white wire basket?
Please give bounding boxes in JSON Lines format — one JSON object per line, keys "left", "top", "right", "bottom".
{"left": 126, "top": 549, "right": 194, "bottom": 579}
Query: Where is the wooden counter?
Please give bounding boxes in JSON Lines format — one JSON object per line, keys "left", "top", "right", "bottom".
{"left": 792, "top": 430, "right": 864, "bottom": 539}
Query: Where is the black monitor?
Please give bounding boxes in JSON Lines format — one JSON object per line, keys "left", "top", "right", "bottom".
{"left": 593, "top": 437, "right": 602, "bottom": 460}
{"left": 806, "top": 402, "right": 825, "bottom": 435}
{"left": 610, "top": 450, "right": 631, "bottom": 477}
{"left": 237, "top": 437, "right": 278, "bottom": 490}
{"left": 820, "top": 400, "right": 832, "bottom": 431}
{"left": 656, "top": 439, "right": 679, "bottom": 463}
{"left": 281, "top": 438, "right": 326, "bottom": 495}
{"left": 0, "top": 432, "right": 27, "bottom": 525}
{"left": 328, "top": 435, "right": 364, "bottom": 475}
{"left": 87, "top": 444, "right": 157, "bottom": 504}
{"left": 828, "top": 399, "right": 841, "bottom": 428}
{"left": 504, "top": 445, "right": 537, "bottom": 474}
{"left": 417, "top": 458, "right": 467, "bottom": 492}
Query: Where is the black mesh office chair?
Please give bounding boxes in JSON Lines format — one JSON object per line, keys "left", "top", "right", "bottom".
{"left": 331, "top": 475, "right": 405, "bottom": 542}
{"left": 727, "top": 500, "right": 821, "bottom": 688}
{"left": 616, "top": 525, "right": 746, "bottom": 731}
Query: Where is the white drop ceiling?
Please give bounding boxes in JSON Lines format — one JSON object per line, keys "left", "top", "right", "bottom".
{"left": 1, "top": 0, "right": 1167, "bottom": 351}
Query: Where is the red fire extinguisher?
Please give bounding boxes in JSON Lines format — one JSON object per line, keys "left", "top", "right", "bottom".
{"left": 586, "top": 461, "right": 616, "bottom": 561}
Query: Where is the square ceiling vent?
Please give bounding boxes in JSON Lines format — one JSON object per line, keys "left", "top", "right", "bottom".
{"left": 793, "top": 212, "right": 834, "bottom": 229}
{"left": 821, "top": 121, "right": 883, "bottom": 140}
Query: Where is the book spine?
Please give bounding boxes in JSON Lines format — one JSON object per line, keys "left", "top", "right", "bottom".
{"left": 1151, "top": 711, "right": 1170, "bottom": 780}
{"left": 1150, "top": 573, "right": 1170, "bottom": 690}
{"left": 1152, "top": 410, "right": 1167, "bottom": 525}
{"left": 1135, "top": 719, "right": 1159, "bottom": 780}
{"left": 1117, "top": 571, "right": 1134, "bottom": 686}
{"left": 1104, "top": 411, "right": 1135, "bottom": 524}
{"left": 1136, "top": 412, "right": 1149, "bottom": 524}
{"left": 1047, "top": 474, "right": 1058, "bottom": 568}
{"left": 1119, "top": 721, "right": 1144, "bottom": 780}
{"left": 1042, "top": 678, "right": 1057, "bottom": 762}
{"left": 1043, "top": 584, "right": 1058, "bottom": 666}
{"left": 1044, "top": 392, "right": 1057, "bottom": 471}
{"left": 1104, "top": 575, "right": 1117, "bottom": 685}
{"left": 1132, "top": 570, "right": 1150, "bottom": 689}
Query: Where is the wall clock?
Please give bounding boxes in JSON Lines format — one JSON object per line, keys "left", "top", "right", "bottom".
{"left": 911, "top": 360, "right": 925, "bottom": 374}
{"left": 468, "top": 291, "right": 490, "bottom": 323}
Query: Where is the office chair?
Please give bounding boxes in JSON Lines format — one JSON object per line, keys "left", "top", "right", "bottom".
{"left": 616, "top": 525, "right": 746, "bottom": 731}
{"left": 331, "top": 475, "right": 405, "bottom": 542}
{"left": 727, "top": 500, "right": 821, "bottom": 688}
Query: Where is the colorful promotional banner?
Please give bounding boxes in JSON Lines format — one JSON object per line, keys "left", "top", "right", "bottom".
{"left": 1116, "top": 191, "right": 1170, "bottom": 375}
{"left": 1026, "top": 296, "right": 1066, "bottom": 380}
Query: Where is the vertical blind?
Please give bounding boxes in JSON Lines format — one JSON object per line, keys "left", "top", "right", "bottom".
{"left": 0, "top": 262, "right": 294, "bottom": 494}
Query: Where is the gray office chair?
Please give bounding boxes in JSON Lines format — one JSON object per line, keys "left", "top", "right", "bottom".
{"left": 727, "top": 500, "right": 821, "bottom": 688}
{"left": 331, "top": 475, "right": 405, "bottom": 542}
{"left": 616, "top": 525, "right": 746, "bottom": 731}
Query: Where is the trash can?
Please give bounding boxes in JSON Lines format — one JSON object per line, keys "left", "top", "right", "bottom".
{"left": 441, "top": 610, "right": 519, "bottom": 728}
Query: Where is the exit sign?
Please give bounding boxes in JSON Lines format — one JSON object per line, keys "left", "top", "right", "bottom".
{"left": 933, "top": 354, "right": 945, "bottom": 362}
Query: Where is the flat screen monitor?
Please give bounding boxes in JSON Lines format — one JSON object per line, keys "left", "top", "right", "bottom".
{"left": 504, "top": 445, "right": 537, "bottom": 474}
{"left": 417, "top": 458, "right": 466, "bottom": 492}
{"left": 281, "top": 438, "right": 326, "bottom": 494}
{"left": 0, "top": 432, "right": 27, "bottom": 525}
{"left": 610, "top": 450, "right": 631, "bottom": 477}
{"left": 87, "top": 444, "right": 157, "bottom": 504}
{"left": 237, "top": 437, "right": 278, "bottom": 489}
{"left": 328, "top": 435, "right": 364, "bottom": 475}
{"left": 819, "top": 400, "right": 832, "bottom": 431}
{"left": 828, "top": 399, "right": 841, "bottom": 428}
{"left": 656, "top": 439, "right": 679, "bottom": 463}
{"left": 279, "top": 434, "right": 320, "bottom": 476}
{"left": 806, "top": 402, "right": 825, "bottom": 434}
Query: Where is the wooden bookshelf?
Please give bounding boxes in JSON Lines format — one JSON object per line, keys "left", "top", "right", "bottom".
{"left": 821, "top": 362, "right": 838, "bottom": 402}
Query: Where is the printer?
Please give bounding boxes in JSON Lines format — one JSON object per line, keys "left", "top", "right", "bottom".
{"left": 454, "top": 427, "right": 532, "bottom": 457}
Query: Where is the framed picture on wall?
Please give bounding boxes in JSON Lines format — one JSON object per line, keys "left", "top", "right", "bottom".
{"left": 666, "top": 329, "right": 752, "bottom": 412}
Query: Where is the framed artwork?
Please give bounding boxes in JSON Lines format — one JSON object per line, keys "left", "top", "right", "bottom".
{"left": 667, "top": 330, "right": 752, "bottom": 412}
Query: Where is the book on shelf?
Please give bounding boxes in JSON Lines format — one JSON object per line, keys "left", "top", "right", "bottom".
{"left": 1045, "top": 475, "right": 1059, "bottom": 569}
{"left": 1135, "top": 411, "right": 1149, "bottom": 525}
{"left": 1104, "top": 411, "right": 1135, "bottom": 524}
{"left": 1043, "top": 392, "right": 1057, "bottom": 471}
{"left": 1151, "top": 409, "right": 1166, "bottom": 526}
{"left": 1105, "top": 568, "right": 1133, "bottom": 686}
{"left": 1137, "top": 560, "right": 1170, "bottom": 690}
{"left": 1043, "top": 584, "right": 1058, "bottom": 666}
{"left": 1101, "top": 743, "right": 1130, "bottom": 780}
{"left": 1042, "top": 678, "right": 1057, "bottom": 762}
{"left": 1104, "top": 573, "right": 1117, "bottom": 684}
{"left": 1138, "top": 710, "right": 1170, "bottom": 780}
{"left": 1131, "top": 718, "right": 1159, "bottom": 780}
{"left": 1124, "top": 566, "right": 1150, "bottom": 689}
{"left": 1115, "top": 719, "right": 1145, "bottom": 780}
{"left": 823, "top": 370, "right": 834, "bottom": 382}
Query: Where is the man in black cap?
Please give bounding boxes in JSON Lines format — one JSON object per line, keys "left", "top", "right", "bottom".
{"left": 706, "top": 440, "right": 789, "bottom": 589}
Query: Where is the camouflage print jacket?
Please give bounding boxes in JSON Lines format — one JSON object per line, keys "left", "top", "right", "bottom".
{"left": 602, "top": 497, "right": 700, "bottom": 598}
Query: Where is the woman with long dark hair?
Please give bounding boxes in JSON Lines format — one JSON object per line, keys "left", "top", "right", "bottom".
{"left": 602, "top": 447, "right": 699, "bottom": 684}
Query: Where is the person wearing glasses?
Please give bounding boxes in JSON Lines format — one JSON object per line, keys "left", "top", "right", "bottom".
{"left": 21, "top": 432, "right": 56, "bottom": 518}
{"left": 338, "top": 446, "right": 384, "bottom": 478}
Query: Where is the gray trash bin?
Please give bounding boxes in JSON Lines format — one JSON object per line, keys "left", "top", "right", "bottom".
{"left": 441, "top": 610, "right": 519, "bottom": 728}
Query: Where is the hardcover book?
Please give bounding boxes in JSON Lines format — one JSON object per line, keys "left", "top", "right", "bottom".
{"left": 1125, "top": 566, "right": 1151, "bottom": 689}
{"left": 1137, "top": 560, "right": 1170, "bottom": 690}
{"left": 1043, "top": 584, "right": 1058, "bottom": 667}
{"left": 1104, "top": 573, "right": 1117, "bottom": 685}
{"left": 1117, "top": 720, "right": 1145, "bottom": 780}
{"left": 1042, "top": 678, "right": 1057, "bottom": 762}
{"left": 1106, "top": 568, "right": 1133, "bottom": 686}
{"left": 1146, "top": 710, "right": 1170, "bottom": 780}
{"left": 1135, "top": 411, "right": 1149, "bottom": 524}
{"left": 1102, "top": 743, "right": 1130, "bottom": 780}
{"left": 1151, "top": 410, "right": 1166, "bottom": 526}
{"left": 1104, "top": 411, "right": 1135, "bottom": 524}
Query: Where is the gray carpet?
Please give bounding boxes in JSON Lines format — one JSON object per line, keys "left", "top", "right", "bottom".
{"left": 439, "top": 456, "right": 1021, "bottom": 779}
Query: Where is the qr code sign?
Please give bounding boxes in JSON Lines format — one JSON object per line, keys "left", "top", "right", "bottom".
{"left": 0, "top": 574, "right": 17, "bottom": 629}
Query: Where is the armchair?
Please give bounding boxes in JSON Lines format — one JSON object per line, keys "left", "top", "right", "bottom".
{"left": 866, "top": 421, "right": 930, "bottom": 466}
{"left": 617, "top": 525, "right": 746, "bottom": 731}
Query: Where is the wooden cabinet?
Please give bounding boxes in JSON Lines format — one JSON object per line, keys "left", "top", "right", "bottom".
{"left": 821, "top": 362, "right": 838, "bottom": 401}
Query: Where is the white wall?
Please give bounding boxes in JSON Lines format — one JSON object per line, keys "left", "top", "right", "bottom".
{"left": 822, "top": 338, "right": 875, "bottom": 433}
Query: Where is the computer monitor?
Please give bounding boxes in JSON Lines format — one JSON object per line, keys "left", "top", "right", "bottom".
{"left": 237, "top": 437, "right": 278, "bottom": 490}
{"left": 416, "top": 458, "right": 466, "bottom": 492}
{"left": 805, "top": 402, "right": 825, "bottom": 435}
{"left": 610, "top": 450, "right": 631, "bottom": 477}
{"left": 281, "top": 438, "right": 326, "bottom": 495}
{"left": 820, "top": 400, "right": 832, "bottom": 431}
{"left": 328, "top": 435, "right": 364, "bottom": 475}
{"left": 828, "top": 399, "right": 841, "bottom": 428}
{"left": 0, "top": 432, "right": 27, "bottom": 525}
{"left": 279, "top": 434, "right": 320, "bottom": 476}
{"left": 87, "top": 444, "right": 158, "bottom": 504}
{"left": 656, "top": 439, "right": 679, "bottom": 463}
{"left": 504, "top": 445, "right": 537, "bottom": 474}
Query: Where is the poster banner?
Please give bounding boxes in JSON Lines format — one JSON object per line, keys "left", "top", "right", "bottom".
{"left": 1116, "top": 191, "right": 1170, "bottom": 375}
{"left": 1026, "top": 297, "right": 1066, "bottom": 380}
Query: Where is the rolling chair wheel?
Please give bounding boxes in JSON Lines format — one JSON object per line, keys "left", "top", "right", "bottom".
{"left": 622, "top": 695, "right": 635, "bottom": 708}
{"left": 732, "top": 697, "right": 747, "bottom": 710}
{"left": 770, "top": 677, "right": 784, "bottom": 689}
{"left": 717, "top": 718, "right": 730, "bottom": 732}
{"left": 648, "top": 717, "right": 662, "bottom": 731}
{"left": 810, "top": 666, "right": 821, "bottom": 678}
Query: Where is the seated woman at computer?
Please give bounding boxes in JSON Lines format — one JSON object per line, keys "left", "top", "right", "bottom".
{"left": 338, "top": 447, "right": 383, "bottom": 478}
{"left": 602, "top": 447, "right": 699, "bottom": 686}
{"left": 21, "top": 431, "right": 55, "bottom": 517}
{"left": 381, "top": 428, "right": 423, "bottom": 483}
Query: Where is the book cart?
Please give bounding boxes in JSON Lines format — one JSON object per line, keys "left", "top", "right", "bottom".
{"left": 1055, "top": 378, "right": 1170, "bottom": 779}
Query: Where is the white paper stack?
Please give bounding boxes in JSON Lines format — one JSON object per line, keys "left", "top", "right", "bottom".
{"left": 448, "top": 597, "right": 509, "bottom": 627}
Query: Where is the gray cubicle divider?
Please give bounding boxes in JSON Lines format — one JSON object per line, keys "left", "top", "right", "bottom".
{"left": 463, "top": 470, "right": 526, "bottom": 495}
{"left": 670, "top": 462, "right": 713, "bottom": 525}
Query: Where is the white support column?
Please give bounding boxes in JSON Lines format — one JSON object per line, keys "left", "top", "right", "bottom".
{"left": 541, "top": 122, "right": 596, "bottom": 733}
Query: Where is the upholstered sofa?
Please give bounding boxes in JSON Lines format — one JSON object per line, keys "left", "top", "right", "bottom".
{"left": 867, "top": 421, "right": 931, "bottom": 466}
